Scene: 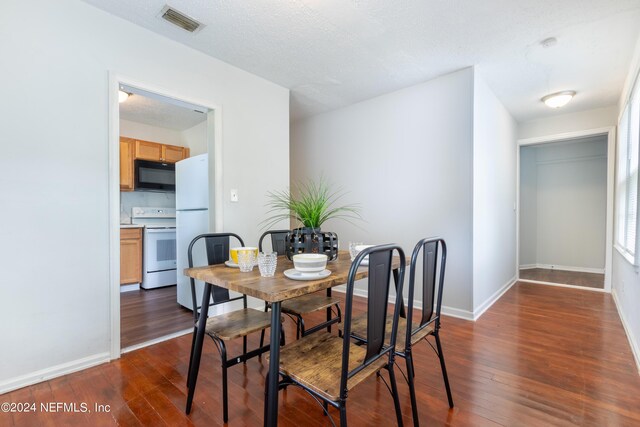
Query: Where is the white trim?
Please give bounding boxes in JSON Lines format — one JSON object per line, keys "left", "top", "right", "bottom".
{"left": 332, "top": 287, "right": 475, "bottom": 322}
{"left": 0, "top": 352, "right": 110, "bottom": 395}
{"left": 121, "top": 329, "right": 192, "bottom": 354}
{"left": 519, "top": 264, "right": 605, "bottom": 274}
{"left": 108, "top": 72, "right": 223, "bottom": 360}
{"left": 119, "top": 283, "right": 140, "bottom": 293}
{"left": 612, "top": 288, "right": 640, "bottom": 375}
{"left": 515, "top": 126, "right": 615, "bottom": 293}
{"left": 473, "top": 276, "right": 517, "bottom": 320}
{"left": 614, "top": 243, "right": 637, "bottom": 267}
{"left": 518, "top": 278, "right": 607, "bottom": 293}
{"left": 517, "top": 127, "right": 613, "bottom": 146}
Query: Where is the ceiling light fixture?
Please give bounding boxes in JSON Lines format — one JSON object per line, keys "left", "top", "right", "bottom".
{"left": 118, "top": 90, "right": 131, "bottom": 103}
{"left": 541, "top": 90, "right": 575, "bottom": 109}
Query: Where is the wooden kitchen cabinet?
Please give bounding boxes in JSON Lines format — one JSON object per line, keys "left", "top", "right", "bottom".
{"left": 134, "top": 139, "right": 163, "bottom": 161}
{"left": 120, "top": 227, "right": 142, "bottom": 285}
{"left": 119, "top": 137, "right": 190, "bottom": 191}
{"left": 119, "top": 138, "right": 135, "bottom": 191}
{"left": 162, "top": 144, "right": 190, "bottom": 163}
{"left": 134, "top": 139, "right": 189, "bottom": 163}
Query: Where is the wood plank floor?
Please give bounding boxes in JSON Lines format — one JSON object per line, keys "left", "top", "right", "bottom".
{"left": 121, "top": 286, "right": 194, "bottom": 348}
{"left": 3, "top": 282, "right": 639, "bottom": 426}
{"left": 519, "top": 268, "right": 605, "bottom": 289}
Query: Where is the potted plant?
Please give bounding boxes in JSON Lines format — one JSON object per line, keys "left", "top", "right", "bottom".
{"left": 263, "top": 178, "right": 361, "bottom": 260}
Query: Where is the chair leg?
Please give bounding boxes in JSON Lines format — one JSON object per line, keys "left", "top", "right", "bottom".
{"left": 388, "top": 366, "right": 404, "bottom": 427}
{"left": 186, "top": 326, "right": 197, "bottom": 388}
{"left": 326, "top": 306, "right": 332, "bottom": 333}
{"left": 221, "top": 342, "right": 229, "bottom": 423}
{"left": 243, "top": 336, "right": 248, "bottom": 363}
{"left": 259, "top": 302, "right": 269, "bottom": 357}
{"left": 339, "top": 401, "right": 347, "bottom": 427}
{"left": 434, "top": 332, "right": 454, "bottom": 408}
{"left": 405, "top": 352, "right": 419, "bottom": 427}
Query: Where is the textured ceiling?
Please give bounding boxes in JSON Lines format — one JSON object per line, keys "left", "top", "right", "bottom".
{"left": 84, "top": 0, "right": 640, "bottom": 122}
{"left": 120, "top": 92, "right": 206, "bottom": 131}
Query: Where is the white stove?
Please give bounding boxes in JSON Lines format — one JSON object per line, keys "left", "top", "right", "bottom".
{"left": 131, "top": 207, "right": 177, "bottom": 289}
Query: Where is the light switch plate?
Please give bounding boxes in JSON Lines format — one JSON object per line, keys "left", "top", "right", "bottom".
{"left": 230, "top": 189, "right": 239, "bottom": 202}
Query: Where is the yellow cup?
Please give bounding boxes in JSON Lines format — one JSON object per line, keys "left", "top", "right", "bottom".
{"left": 229, "top": 247, "right": 258, "bottom": 264}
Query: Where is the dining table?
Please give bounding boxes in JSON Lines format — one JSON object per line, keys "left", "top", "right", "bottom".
{"left": 183, "top": 249, "right": 406, "bottom": 427}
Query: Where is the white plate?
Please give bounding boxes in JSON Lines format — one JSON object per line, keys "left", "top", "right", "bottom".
{"left": 283, "top": 269, "right": 331, "bottom": 281}
{"left": 225, "top": 260, "right": 258, "bottom": 268}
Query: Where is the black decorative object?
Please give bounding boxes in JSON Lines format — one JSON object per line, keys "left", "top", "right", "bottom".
{"left": 285, "top": 227, "right": 339, "bottom": 261}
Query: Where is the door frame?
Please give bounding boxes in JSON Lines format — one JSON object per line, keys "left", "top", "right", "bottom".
{"left": 516, "top": 126, "right": 616, "bottom": 292}
{"left": 108, "top": 72, "right": 224, "bottom": 360}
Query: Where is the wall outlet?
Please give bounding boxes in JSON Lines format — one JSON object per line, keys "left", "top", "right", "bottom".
{"left": 230, "top": 189, "right": 239, "bottom": 202}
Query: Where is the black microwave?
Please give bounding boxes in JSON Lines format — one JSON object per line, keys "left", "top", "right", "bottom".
{"left": 134, "top": 159, "right": 176, "bottom": 192}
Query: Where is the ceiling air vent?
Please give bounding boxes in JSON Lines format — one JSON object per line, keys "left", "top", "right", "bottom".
{"left": 159, "top": 5, "right": 203, "bottom": 33}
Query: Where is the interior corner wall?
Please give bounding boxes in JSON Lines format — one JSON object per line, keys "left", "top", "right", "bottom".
{"left": 0, "top": 0, "right": 289, "bottom": 391}
{"left": 291, "top": 68, "right": 475, "bottom": 315}
{"left": 472, "top": 71, "right": 518, "bottom": 313}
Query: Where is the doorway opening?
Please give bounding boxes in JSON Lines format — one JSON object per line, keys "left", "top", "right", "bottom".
{"left": 109, "top": 76, "right": 221, "bottom": 357}
{"left": 517, "top": 128, "right": 615, "bottom": 292}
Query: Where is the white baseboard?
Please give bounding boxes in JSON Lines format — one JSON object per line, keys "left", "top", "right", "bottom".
{"left": 120, "top": 283, "right": 140, "bottom": 292}
{"left": 0, "top": 352, "right": 110, "bottom": 395}
{"left": 122, "top": 329, "right": 192, "bottom": 354}
{"left": 520, "top": 264, "right": 604, "bottom": 274}
{"left": 472, "top": 275, "right": 517, "bottom": 320}
{"left": 333, "top": 286, "right": 475, "bottom": 321}
{"left": 518, "top": 278, "right": 607, "bottom": 293}
{"left": 611, "top": 289, "right": 640, "bottom": 375}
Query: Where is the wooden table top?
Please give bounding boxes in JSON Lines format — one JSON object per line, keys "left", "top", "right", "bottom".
{"left": 183, "top": 250, "right": 405, "bottom": 303}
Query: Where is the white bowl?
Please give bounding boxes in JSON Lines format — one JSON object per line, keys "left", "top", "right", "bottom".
{"left": 292, "top": 253, "right": 328, "bottom": 273}
{"left": 353, "top": 245, "right": 374, "bottom": 261}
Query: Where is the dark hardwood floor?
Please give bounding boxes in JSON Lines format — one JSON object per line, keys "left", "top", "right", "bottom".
{"left": 3, "top": 282, "right": 639, "bottom": 426}
{"left": 121, "top": 286, "right": 194, "bottom": 348}
{"left": 519, "top": 268, "right": 605, "bottom": 289}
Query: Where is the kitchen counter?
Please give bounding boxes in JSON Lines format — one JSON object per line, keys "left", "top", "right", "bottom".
{"left": 120, "top": 224, "right": 144, "bottom": 228}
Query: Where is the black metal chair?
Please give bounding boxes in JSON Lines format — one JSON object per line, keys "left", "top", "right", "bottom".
{"left": 185, "top": 233, "right": 282, "bottom": 423}
{"left": 350, "top": 238, "right": 453, "bottom": 426}
{"left": 275, "top": 244, "right": 407, "bottom": 426}
{"left": 258, "top": 230, "right": 342, "bottom": 347}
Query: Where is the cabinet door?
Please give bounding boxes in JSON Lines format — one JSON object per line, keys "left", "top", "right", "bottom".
{"left": 135, "top": 140, "right": 162, "bottom": 161}
{"left": 162, "top": 145, "right": 188, "bottom": 163}
{"left": 120, "top": 229, "right": 142, "bottom": 285}
{"left": 119, "top": 138, "right": 134, "bottom": 191}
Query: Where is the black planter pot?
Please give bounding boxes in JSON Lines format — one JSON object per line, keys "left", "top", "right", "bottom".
{"left": 285, "top": 227, "right": 339, "bottom": 261}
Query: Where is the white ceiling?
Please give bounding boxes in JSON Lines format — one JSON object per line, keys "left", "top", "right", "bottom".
{"left": 85, "top": 0, "right": 640, "bottom": 122}
{"left": 120, "top": 91, "right": 206, "bottom": 131}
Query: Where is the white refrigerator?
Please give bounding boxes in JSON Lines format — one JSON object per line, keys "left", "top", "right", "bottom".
{"left": 176, "top": 153, "right": 210, "bottom": 310}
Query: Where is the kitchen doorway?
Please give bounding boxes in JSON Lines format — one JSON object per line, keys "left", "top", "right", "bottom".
{"left": 108, "top": 74, "right": 223, "bottom": 358}
{"left": 516, "top": 128, "right": 615, "bottom": 292}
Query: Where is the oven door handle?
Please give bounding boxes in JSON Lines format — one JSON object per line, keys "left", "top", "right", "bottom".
{"left": 145, "top": 228, "right": 176, "bottom": 234}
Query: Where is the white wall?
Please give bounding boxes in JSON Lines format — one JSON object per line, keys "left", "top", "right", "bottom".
{"left": 536, "top": 139, "right": 607, "bottom": 269}
{"left": 291, "top": 68, "right": 475, "bottom": 315}
{"left": 119, "top": 119, "right": 186, "bottom": 146}
{"left": 612, "top": 34, "right": 640, "bottom": 372}
{"left": 520, "top": 138, "right": 607, "bottom": 271}
{"left": 519, "top": 146, "right": 538, "bottom": 266}
{"left": 182, "top": 121, "right": 208, "bottom": 156}
{"left": 518, "top": 106, "right": 618, "bottom": 140}
{"left": 472, "top": 73, "right": 518, "bottom": 313}
{"left": 0, "top": 0, "right": 289, "bottom": 391}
